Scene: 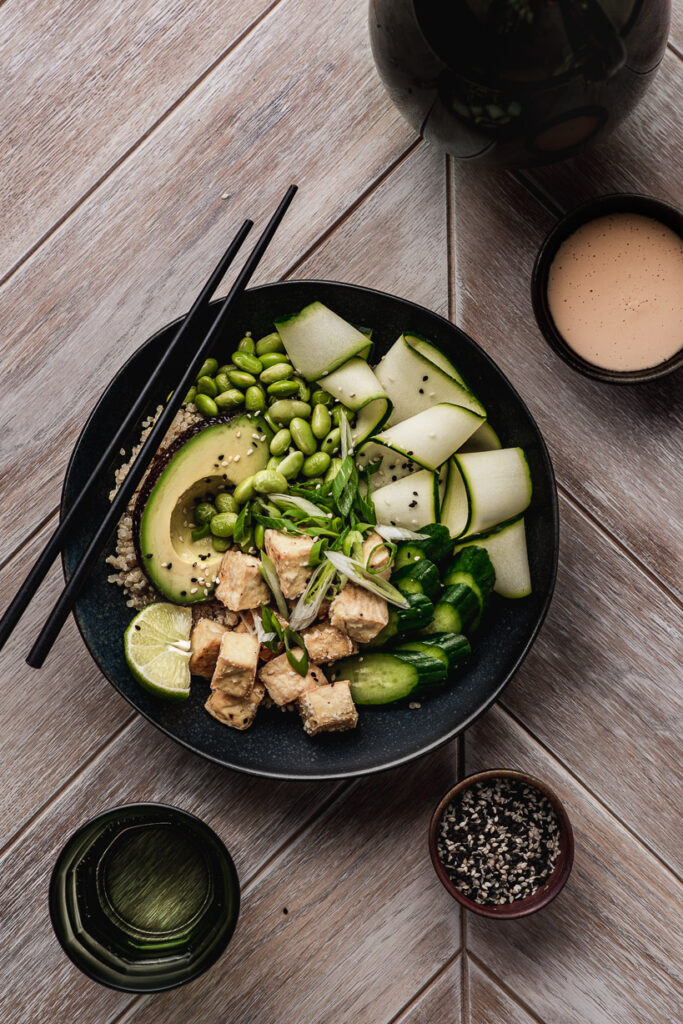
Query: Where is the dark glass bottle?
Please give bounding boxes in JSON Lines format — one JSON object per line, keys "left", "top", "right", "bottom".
{"left": 369, "top": 0, "right": 670, "bottom": 166}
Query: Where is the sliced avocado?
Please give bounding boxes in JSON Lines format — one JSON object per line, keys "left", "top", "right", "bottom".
{"left": 135, "top": 413, "right": 272, "bottom": 604}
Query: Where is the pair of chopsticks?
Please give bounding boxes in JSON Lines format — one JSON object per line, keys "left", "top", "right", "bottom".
{"left": 0, "top": 185, "right": 298, "bottom": 668}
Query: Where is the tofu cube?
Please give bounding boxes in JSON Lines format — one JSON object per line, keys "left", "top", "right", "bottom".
{"left": 264, "top": 530, "right": 315, "bottom": 599}
{"left": 215, "top": 549, "right": 270, "bottom": 611}
{"left": 301, "top": 620, "right": 357, "bottom": 663}
{"left": 210, "top": 631, "right": 260, "bottom": 698}
{"left": 362, "top": 531, "right": 391, "bottom": 578}
{"left": 298, "top": 681, "right": 358, "bottom": 736}
{"left": 329, "top": 583, "right": 389, "bottom": 643}
{"left": 189, "top": 618, "right": 229, "bottom": 678}
{"left": 205, "top": 681, "right": 265, "bottom": 731}
{"left": 258, "top": 651, "right": 326, "bottom": 706}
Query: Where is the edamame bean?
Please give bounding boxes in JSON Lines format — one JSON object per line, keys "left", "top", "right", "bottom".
{"left": 277, "top": 450, "right": 305, "bottom": 479}
{"left": 311, "top": 404, "right": 332, "bottom": 439}
{"left": 267, "top": 380, "right": 300, "bottom": 398}
{"left": 215, "top": 389, "right": 245, "bottom": 409}
{"left": 212, "top": 536, "right": 231, "bottom": 553}
{"left": 259, "top": 352, "right": 290, "bottom": 369}
{"left": 332, "top": 406, "right": 348, "bottom": 428}
{"left": 255, "top": 332, "right": 285, "bottom": 355}
{"left": 183, "top": 385, "right": 197, "bottom": 404}
{"left": 294, "top": 378, "right": 311, "bottom": 402}
{"left": 194, "top": 502, "right": 217, "bottom": 526}
{"left": 264, "top": 412, "right": 278, "bottom": 433}
{"left": 311, "top": 389, "right": 333, "bottom": 406}
{"left": 302, "top": 451, "right": 331, "bottom": 477}
{"left": 290, "top": 417, "right": 317, "bottom": 455}
{"left": 260, "top": 362, "right": 294, "bottom": 385}
{"left": 232, "top": 351, "right": 262, "bottom": 374}
{"left": 268, "top": 400, "right": 311, "bottom": 424}
{"left": 195, "top": 393, "right": 218, "bottom": 417}
{"left": 191, "top": 523, "right": 211, "bottom": 541}
{"left": 237, "top": 336, "right": 255, "bottom": 354}
{"left": 245, "top": 385, "right": 266, "bottom": 412}
{"left": 227, "top": 369, "right": 256, "bottom": 389}
{"left": 210, "top": 511, "right": 238, "bottom": 537}
{"left": 324, "top": 457, "right": 343, "bottom": 482}
{"left": 267, "top": 455, "right": 284, "bottom": 471}
{"left": 254, "top": 523, "right": 265, "bottom": 549}
{"left": 196, "top": 357, "right": 218, "bottom": 380}
{"left": 233, "top": 476, "right": 255, "bottom": 504}
{"left": 321, "top": 426, "right": 341, "bottom": 454}
{"left": 197, "top": 375, "right": 218, "bottom": 398}
{"left": 269, "top": 428, "right": 292, "bottom": 456}
{"left": 214, "top": 372, "right": 231, "bottom": 394}
{"left": 215, "top": 492, "right": 238, "bottom": 514}
{"left": 253, "top": 470, "right": 289, "bottom": 494}
{"left": 217, "top": 364, "right": 233, "bottom": 376}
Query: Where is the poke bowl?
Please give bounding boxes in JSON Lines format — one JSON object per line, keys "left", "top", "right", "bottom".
{"left": 62, "top": 280, "right": 558, "bottom": 779}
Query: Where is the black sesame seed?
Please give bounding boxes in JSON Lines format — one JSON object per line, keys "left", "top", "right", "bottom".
{"left": 409, "top": 500, "right": 417, "bottom": 508}
{"left": 134, "top": 624, "right": 141, "bottom": 631}
{"left": 422, "top": 375, "right": 428, "bottom": 381}
{"left": 283, "top": 907, "right": 289, "bottom": 915}
{"left": 180, "top": 590, "right": 187, "bottom": 596}
{"left": 145, "top": 553, "right": 153, "bottom": 559}
{"left": 419, "top": 388, "right": 424, "bottom": 394}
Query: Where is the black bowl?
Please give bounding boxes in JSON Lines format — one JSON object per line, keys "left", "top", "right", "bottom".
{"left": 63, "top": 280, "right": 558, "bottom": 779}
{"left": 531, "top": 193, "right": 683, "bottom": 384}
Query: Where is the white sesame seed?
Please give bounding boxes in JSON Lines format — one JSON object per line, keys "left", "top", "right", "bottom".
{"left": 236, "top": 431, "right": 241, "bottom": 438}
{"left": 247, "top": 448, "right": 254, "bottom": 456}
{"left": 234, "top": 454, "right": 241, "bottom": 462}
{"left": 190, "top": 587, "right": 198, "bottom": 594}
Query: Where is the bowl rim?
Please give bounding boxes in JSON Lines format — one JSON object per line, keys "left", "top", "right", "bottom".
{"left": 428, "top": 768, "right": 574, "bottom": 918}
{"left": 48, "top": 801, "right": 241, "bottom": 993}
{"left": 62, "top": 278, "right": 559, "bottom": 780}
{"left": 531, "top": 192, "right": 683, "bottom": 385}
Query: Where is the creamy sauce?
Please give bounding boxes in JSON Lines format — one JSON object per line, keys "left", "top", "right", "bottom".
{"left": 547, "top": 212, "right": 683, "bottom": 371}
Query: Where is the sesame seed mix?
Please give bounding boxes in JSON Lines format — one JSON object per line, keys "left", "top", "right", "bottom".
{"left": 436, "top": 778, "right": 561, "bottom": 905}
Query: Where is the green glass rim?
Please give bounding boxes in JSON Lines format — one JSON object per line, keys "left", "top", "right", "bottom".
{"left": 48, "top": 802, "right": 240, "bottom": 993}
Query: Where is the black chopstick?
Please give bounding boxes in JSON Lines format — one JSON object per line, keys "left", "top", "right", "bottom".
{"left": 0, "top": 219, "right": 253, "bottom": 654}
{"left": 26, "top": 184, "right": 297, "bottom": 668}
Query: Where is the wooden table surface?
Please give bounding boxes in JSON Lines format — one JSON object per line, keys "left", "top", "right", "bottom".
{"left": 1, "top": 2, "right": 681, "bottom": 1021}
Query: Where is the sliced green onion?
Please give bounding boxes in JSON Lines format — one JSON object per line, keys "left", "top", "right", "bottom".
{"left": 270, "top": 492, "right": 326, "bottom": 517}
{"left": 252, "top": 609, "right": 277, "bottom": 645}
{"left": 259, "top": 554, "right": 289, "bottom": 618}
{"left": 324, "top": 550, "right": 409, "bottom": 608}
{"left": 374, "top": 524, "right": 430, "bottom": 543}
{"left": 288, "top": 561, "right": 336, "bottom": 631}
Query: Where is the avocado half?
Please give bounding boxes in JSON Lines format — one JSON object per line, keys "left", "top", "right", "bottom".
{"left": 133, "top": 412, "right": 272, "bottom": 604}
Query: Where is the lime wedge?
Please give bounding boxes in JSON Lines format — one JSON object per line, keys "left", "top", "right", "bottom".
{"left": 124, "top": 603, "right": 193, "bottom": 700}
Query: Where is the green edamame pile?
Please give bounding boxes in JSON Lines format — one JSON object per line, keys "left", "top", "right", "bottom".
{"left": 182, "top": 329, "right": 350, "bottom": 554}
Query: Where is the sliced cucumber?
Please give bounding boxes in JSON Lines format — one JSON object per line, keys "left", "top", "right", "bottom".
{"left": 371, "top": 403, "right": 485, "bottom": 471}
{"left": 353, "top": 397, "right": 392, "bottom": 446}
{"left": 314, "top": 357, "right": 392, "bottom": 445}
{"left": 440, "top": 448, "right": 532, "bottom": 539}
{"left": 420, "top": 584, "right": 480, "bottom": 636}
{"left": 459, "top": 421, "right": 502, "bottom": 454}
{"left": 338, "top": 649, "right": 447, "bottom": 705}
{"left": 368, "top": 592, "right": 434, "bottom": 647}
{"left": 374, "top": 333, "right": 485, "bottom": 424}
{"left": 356, "top": 440, "right": 419, "bottom": 491}
{"left": 455, "top": 516, "right": 532, "bottom": 598}
{"left": 392, "top": 558, "right": 441, "bottom": 600}
{"left": 397, "top": 632, "right": 470, "bottom": 672}
{"left": 275, "top": 302, "right": 370, "bottom": 381}
{"left": 404, "top": 333, "right": 470, "bottom": 390}
{"left": 371, "top": 468, "right": 440, "bottom": 530}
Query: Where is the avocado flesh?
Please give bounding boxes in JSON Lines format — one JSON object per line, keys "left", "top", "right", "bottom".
{"left": 138, "top": 414, "right": 272, "bottom": 604}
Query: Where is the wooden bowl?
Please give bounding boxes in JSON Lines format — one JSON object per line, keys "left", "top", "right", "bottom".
{"left": 428, "top": 769, "right": 574, "bottom": 919}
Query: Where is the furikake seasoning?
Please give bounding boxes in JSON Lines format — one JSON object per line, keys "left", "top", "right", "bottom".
{"left": 436, "top": 777, "right": 561, "bottom": 905}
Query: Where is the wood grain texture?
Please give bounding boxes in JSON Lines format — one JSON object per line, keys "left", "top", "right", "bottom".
{"left": 0, "top": 0, "right": 414, "bottom": 563}
{"left": 114, "top": 747, "right": 462, "bottom": 1024}
{"left": 468, "top": 959, "right": 540, "bottom": 1024}
{"left": 451, "top": 164, "right": 683, "bottom": 595}
{"left": 0, "top": 518, "right": 132, "bottom": 844}
{"left": 290, "top": 143, "right": 449, "bottom": 318}
{"left": 0, "top": 714, "right": 341, "bottom": 1024}
{"left": 499, "top": 492, "right": 682, "bottom": 872}
{"left": 0, "top": 0, "right": 278, "bottom": 280}
{"left": 398, "top": 956, "right": 462, "bottom": 1024}
{"left": 465, "top": 708, "right": 683, "bottom": 1024}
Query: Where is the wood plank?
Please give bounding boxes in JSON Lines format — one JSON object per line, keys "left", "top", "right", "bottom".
{"left": 398, "top": 957, "right": 462, "bottom": 1024}
{"left": 114, "top": 747, "right": 462, "bottom": 1024}
{"left": 451, "top": 164, "right": 682, "bottom": 595}
{"left": 500, "top": 492, "right": 682, "bottom": 872}
{"left": 528, "top": 50, "right": 683, "bottom": 211}
{"left": 469, "top": 959, "right": 540, "bottom": 1024}
{"left": 671, "top": 0, "right": 683, "bottom": 52}
{"left": 0, "top": 518, "right": 132, "bottom": 844}
{"left": 0, "top": 0, "right": 414, "bottom": 564}
{"left": 0, "top": 0, "right": 277, "bottom": 280}
{"left": 0, "top": 714, "right": 341, "bottom": 1024}
{"left": 291, "top": 143, "right": 449, "bottom": 318}
{"left": 464, "top": 708, "right": 683, "bottom": 1024}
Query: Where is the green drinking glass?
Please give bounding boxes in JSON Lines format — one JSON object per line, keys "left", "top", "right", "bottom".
{"left": 49, "top": 803, "right": 240, "bottom": 992}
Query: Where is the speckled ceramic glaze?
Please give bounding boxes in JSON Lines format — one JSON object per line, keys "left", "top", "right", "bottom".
{"left": 62, "top": 280, "right": 558, "bottom": 779}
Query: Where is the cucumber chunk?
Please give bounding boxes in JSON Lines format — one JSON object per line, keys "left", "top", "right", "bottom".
{"left": 421, "top": 584, "right": 481, "bottom": 636}
{"left": 338, "top": 650, "right": 445, "bottom": 705}
{"left": 397, "top": 632, "right": 470, "bottom": 672}
{"left": 368, "top": 592, "right": 435, "bottom": 647}
{"left": 392, "top": 558, "right": 441, "bottom": 600}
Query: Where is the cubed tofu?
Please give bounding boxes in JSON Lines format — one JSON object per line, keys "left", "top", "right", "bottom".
{"left": 298, "top": 681, "right": 358, "bottom": 736}
{"left": 329, "top": 583, "right": 389, "bottom": 643}
{"left": 264, "top": 530, "right": 315, "bottom": 599}
{"left": 362, "top": 531, "right": 391, "bottom": 579}
{"left": 210, "top": 631, "right": 260, "bottom": 698}
{"left": 301, "top": 620, "right": 357, "bottom": 663}
{"left": 205, "top": 682, "right": 265, "bottom": 731}
{"left": 189, "top": 618, "right": 229, "bottom": 678}
{"left": 258, "top": 651, "right": 326, "bottom": 706}
{"left": 215, "top": 549, "right": 270, "bottom": 611}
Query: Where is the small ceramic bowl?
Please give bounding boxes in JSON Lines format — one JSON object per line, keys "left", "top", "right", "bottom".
{"left": 428, "top": 769, "right": 574, "bottom": 919}
{"left": 531, "top": 193, "right": 683, "bottom": 384}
